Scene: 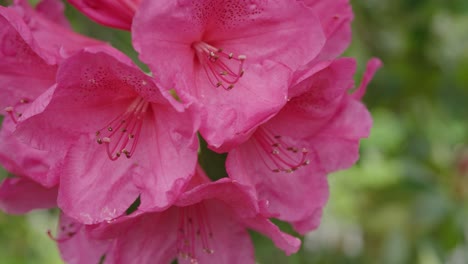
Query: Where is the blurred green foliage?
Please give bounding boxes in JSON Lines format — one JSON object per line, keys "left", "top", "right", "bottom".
{"left": 0, "top": 0, "right": 467, "bottom": 263}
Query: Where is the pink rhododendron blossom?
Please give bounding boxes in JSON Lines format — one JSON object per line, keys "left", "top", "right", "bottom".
{"left": 16, "top": 49, "right": 199, "bottom": 224}
{"left": 51, "top": 213, "right": 114, "bottom": 264}
{"left": 133, "top": 0, "right": 326, "bottom": 150}
{"left": 87, "top": 166, "right": 300, "bottom": 264}
{"left": 227, "top": 58, "right": 382, "bottom": 234}
{"left": 67, "top": 0, "right": 142, "bottom": 30}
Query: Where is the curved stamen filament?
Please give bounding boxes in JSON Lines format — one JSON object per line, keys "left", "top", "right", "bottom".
{"left": 177, "top": 204, "right": 215, "bottom": 263}
{"left": 47, "top": 222, "right": 82, "bottom": 243}
{"left": 96, "top": 97, "right": 149, "bottom": 161}
{"left": 253, "top": 128, "right": 310, "bottom": 173}
{"left": 4, "top": 98, "right": 30, "bottom": 124}
{"left": 193, "top": 42, "right": 246, "bottom": 90}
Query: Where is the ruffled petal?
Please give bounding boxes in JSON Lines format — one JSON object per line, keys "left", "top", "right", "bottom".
{"left": 0, "top": 6, "right": 56, "bottom": 109}
{"left": 305, "top": 0, "right": 354, "bottom": 60}
{"left": 176, "top": 178, "right": 259, "bottom": 219}
{"left": 67, "top": 0, "right": 140, "bottom": 30}
{"left": 15, "top": 50, "right": 152, "bottom": 152}
{"left": 270, "top": 58, "right": 356, "bottom": 139}
{"left": 56, "top": 213, "right": 113, "bottom": 264}
{"left": 133, "top": 103, "right": 199, "bottom": 211}
{"left": 35, "top": 0, "right": 71, "bottom": 29}
{"left": 0, "top": 118, "right": 58, "bottom": 186}
{"left": 309, "top": 98, "right": 372, "bottom": 173}
{"left": 0, "top": 177, "right": 57, "bottom": 214}
{"left": 196, "top": 60, "right": 290, "bottom": 151}
{"left": 57, "top": 135, "right": 141, "bottom": 224}
{"left": 205, "top": 0, "right": 325, "bottom": 71}
{"left": 177, "top": 200, "right": 255, "bottom": 264}
{"left": 108, "top": 210, "right": 179, "bottom": 264}
{"left": 243, "top": 216, "right": 301, "bottom": 256}
{"left": 226, "top": 135, "right": 329, "bottom": 229}
{"left": 10, "top": 0, "right": 104, "bottom": 62}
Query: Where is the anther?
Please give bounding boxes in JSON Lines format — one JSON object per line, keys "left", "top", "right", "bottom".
{"left": 193, "top": 42, "right": 246, "bottom": 90}
{"left": 95, "top": 97, "right": 149, "bottom": 161}
{"left": 253, "top": 128, "right": 310, "bottom": 173}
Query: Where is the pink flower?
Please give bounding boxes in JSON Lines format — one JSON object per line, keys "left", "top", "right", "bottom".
{"left": 87, "top": 166, "right": 300, "bottom": 264}
{"left": 16, "top": 49, "right": 199, "bottom": 224}
{"left": 226, "top": 58, "right": 382, "bottom": 234}
{"left": 67, "top": 0, "right": 142, "bottom": 30}
{"left": 132, "top": 0, "right": 326, "bottom": 151}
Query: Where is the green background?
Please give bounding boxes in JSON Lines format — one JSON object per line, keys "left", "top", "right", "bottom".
{"left": 0, "top": 0, "right": 467, "bottom": 263}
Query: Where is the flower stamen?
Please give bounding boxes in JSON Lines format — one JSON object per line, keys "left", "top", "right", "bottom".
{"left": 193, "top": 42, "right": 246, "bottom": 90}
{"left": 3, "top": 98, "right": 30, "bottom": 124}
{"left": 253, "top": 128, "right": 310, "bottom": 173}
{"left": 177, "top": 203, "right": 215, "bottom": 263}
{"left": 95, "top": 97, "right": 149, "bottom": 161}
{"left": 47, "top": 222, "right": 82, "bottom": 243}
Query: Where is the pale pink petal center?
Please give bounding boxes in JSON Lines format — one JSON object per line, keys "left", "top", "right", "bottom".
{"left": 252, "top": 127, "right": 310, "bottom": 173}
{"left": 95, "top": 96, "right": 150, "bottom": 161}
{"left": 192, "top": 41, "right": 246, "bottom": 90}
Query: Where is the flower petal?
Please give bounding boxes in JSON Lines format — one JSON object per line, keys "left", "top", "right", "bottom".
{"left": 269, "top": 58, "right": 356, "bottom": 139}
{"left": 56, "top": 213, "right": 113, "bottom": 264}
{"left": 0, "top": 117, "right": 58, "bottom": 186}
{"left": 108, "top": 210, "right": 179, "bottom": 264}
{"left": 10, "top": 0, "right": 104, "bottom": 62}
{"left": 226, "top": 136, "right": 329, "bottom": 230}
{"left": 0, "top": 177, "right": 57, "bottom": 214}
{"left": 35, "top": 0, "right": 71, "bottom": 29}
{"left": 244, "top": 216, "right": 301, "bottom": 256}
{"left": 58, "top": 135, "right": 141, "bottom": 224}
{"left": 133, "top": 103, "right": 199, "bottom": 212}
{"left": 309, "top": 98, "right": 372, "bottom": 173}
{"left": 305, "top": 0, "right": 354, "bottom": 60}
{"left": 178, "top": 200, "right": 255, "bottom": 264}
{"left": 352, "top": 58, "right": 383, "bottom": 100}
{"left": 67, "top": 0, "right": 140, "bottom": 30}
{"left": 15, "top": 50, "right": 150, "bottom": 152}
{"left": 196, "top": 60, "right": 290, "bottom": 151}
{"left": 0, "top": 6, "right": 56, "bottom": 109}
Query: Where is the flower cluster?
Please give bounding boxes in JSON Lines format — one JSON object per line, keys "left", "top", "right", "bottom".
{"left": 0, "top": 0, "right": 381, "bottom": 263}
